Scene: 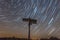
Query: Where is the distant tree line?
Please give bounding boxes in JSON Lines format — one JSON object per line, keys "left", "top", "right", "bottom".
{"left": 0, "top": 37, "right": 29, "bottom": 40}
{"left": 40, "top": 37, "right": 60, "bottom": 40}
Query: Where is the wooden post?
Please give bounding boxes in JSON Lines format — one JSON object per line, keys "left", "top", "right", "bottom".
{"left": 23, "top": 18, "right": 37, "bottom": 40}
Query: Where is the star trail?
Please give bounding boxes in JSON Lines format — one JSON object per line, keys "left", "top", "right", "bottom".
{"left": 0, "top": 0, "right": 60, "bottom": 39}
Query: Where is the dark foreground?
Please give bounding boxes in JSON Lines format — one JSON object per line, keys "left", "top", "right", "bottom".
{"left": 40, "top": 37, "right": 60, "bottom": 40}
{"left": 0, "top": 37, "right": 60, "bottom": 40}
{"left": 0, "top": 37, "right": 31, "bottom": 40}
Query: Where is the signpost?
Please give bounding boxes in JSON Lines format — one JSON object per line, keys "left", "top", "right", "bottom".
{"left": 23, "top": 18, "right": 37, "bottom": 40}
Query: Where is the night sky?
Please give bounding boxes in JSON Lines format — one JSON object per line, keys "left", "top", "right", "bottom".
{"left": 0, "top": 0, "right": 60, "bottom": 39}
